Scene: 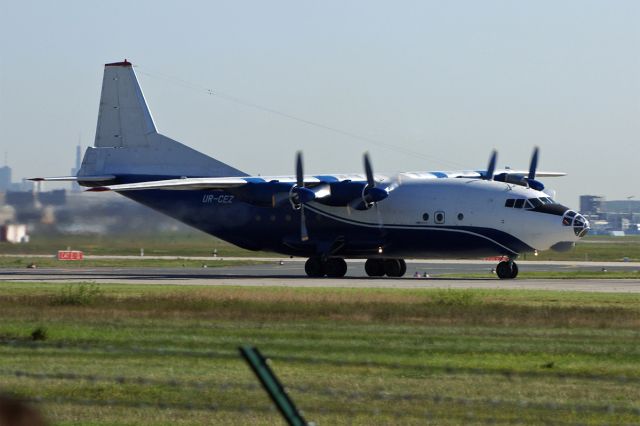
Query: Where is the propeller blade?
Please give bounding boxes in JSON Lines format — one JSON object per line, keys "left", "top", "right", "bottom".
{"left": 528, "top": 146, "right": 539, "bottom": 180}
{"left": 300, "top": 206, "right": 309, "bottom": 241}
{"left": 486, "top": 150, "right": 497, "bottom": 180}
{"left": 296, "top": 151, "right": 304, "bottom": 188}
{"left": 295, "top": 151, "right": 310, "bottom": 241}
{"left": 363, "top": 152, "right": 375, "bottom": 188}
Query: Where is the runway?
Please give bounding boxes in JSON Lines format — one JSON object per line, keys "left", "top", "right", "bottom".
{"left": 1, "top": 259, "right": 640, "bottom": 292}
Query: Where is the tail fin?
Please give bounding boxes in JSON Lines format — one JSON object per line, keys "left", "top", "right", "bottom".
{"left": 78, "top": 60, "right": 246, "bottom": 180}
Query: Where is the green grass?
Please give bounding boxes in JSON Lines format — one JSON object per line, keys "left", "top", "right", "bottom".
{"left": 438, "top": 270, "right": 640, "bottom": 279}
{"left": 0, "top": 231, "right": 270, "bottom": 257}
{"left": 0, "top": 256, "right": 265, "bottom": 269}
{"left": 529, "top": 235, "right": 640, "bottom": 262}
{"left": 0, "top": 284, "right": 639, "bottom": 425}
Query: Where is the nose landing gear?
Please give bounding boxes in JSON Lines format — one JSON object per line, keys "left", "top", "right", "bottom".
{"left": 496, "top": 260, "right": 519, "bottom": 279}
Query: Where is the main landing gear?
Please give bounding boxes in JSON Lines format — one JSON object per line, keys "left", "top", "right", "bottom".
{"left": 496, "top": 260, "right": 519, "bottom": 279}
{"left": 304, "top": 257, "right": 348, "bottom": 278}
{"left": 364, "top": 258, "right": 407, "bottom": 278}
{"left": 303, "top": 257, "right": 408, "bottom": 278}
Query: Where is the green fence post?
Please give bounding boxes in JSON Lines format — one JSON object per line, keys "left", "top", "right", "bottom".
{"left": 239, "top": 345, "right": 308, "bottom": 426}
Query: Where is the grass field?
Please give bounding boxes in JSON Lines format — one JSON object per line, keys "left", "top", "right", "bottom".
{"left": 441, "top": 270, "right": 640, "bottom": 279}
{"left": 0, "top": 283, "right": 639, "bottom": 425}
{"left": 0, "top": 232, "right": 265, "bottom": 258}
{"left": 0, "top": 256, "right": 262, "bottom": 269}
{"left": 526, "top": 235, "right": 640, "bottom": 262}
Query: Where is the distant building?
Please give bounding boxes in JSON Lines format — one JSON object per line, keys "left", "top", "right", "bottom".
{"left": 579, "top": 195, "right": 640, "bottom": 235}
{"left": 580, "top": 195, "right": 604, "bottom": 216}
{"left": 38, "top": 189, "right": 66, "bottom": 206}
{"left": 0, "top": 166, "right": 11, "bottom": 192}
{"left": 8, "top": 179, "right": 34, "bottom": 192}
{"left": 601, "top": 199, "right": 640, "bottom": 215}
{"left": 0, "top": 224, "right": 28, "bottom": 243}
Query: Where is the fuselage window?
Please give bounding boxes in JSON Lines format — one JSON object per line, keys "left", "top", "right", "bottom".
{"left": 505, "top": 199, "right": 515, "bottom": 208}
{"left": 514, "top": 199, "right": 525, "bottom": 209}
{"left": 422, "top": 213, "right": 429, "bottom": 221}
{"left": 457, "top": 213, "right": 464, "bottom": 221}
{"left": 435, "top": 211, "right": 445, "bottom": 224}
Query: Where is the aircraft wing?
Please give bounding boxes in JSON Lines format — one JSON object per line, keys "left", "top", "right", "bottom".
{"left": 85, "top": 175, "right": 367, "bottom": 192}
{"left": 400, "top": 170, "right": 566, "bottom": 179}
{"left": 494, "top": 170, "right": 566, "bottom": 177}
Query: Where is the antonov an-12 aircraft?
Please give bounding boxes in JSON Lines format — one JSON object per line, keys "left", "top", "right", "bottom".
{"left": 33, "top": 60, "right": 590, "bottom": 279}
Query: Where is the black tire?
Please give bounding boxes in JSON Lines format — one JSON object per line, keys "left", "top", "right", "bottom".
{"left": 398, "top": 259, "right": 407, "bottom": 277}
{"left": 305, "top": 257, "right": 325, "bottom": 277}
{"left": 510, "top": 262, "right": 519, "bottom": 279}
{"left": 496, "top": 261, "right": 515, "bottom": 279}
{"left": 325, "top": 258, "right": 348, "bottom": 278}
{"left": 365, "top": 259, "right": 385, "bottom": 277}
{"left": 384, "top": 259, "right": 403, "bottom": 277}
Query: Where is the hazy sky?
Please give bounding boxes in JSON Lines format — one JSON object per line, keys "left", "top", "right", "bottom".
{"left": 1, "top": 1, "right": 639, "bottom": 207}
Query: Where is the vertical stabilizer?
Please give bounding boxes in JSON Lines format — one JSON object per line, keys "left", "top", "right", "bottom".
{"left": 95, "top": 60, "right": 156, "bottom": 147}
{"left": 79, "top": 60, "right": 246, "bottom": 179}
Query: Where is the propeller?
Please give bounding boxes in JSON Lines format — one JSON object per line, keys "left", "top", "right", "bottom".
{"left": 360, "top": 153, "right": 388, "bottom": 208}
{"left": 484, "top": 150, "right": 497, "bottom": 181}
{"left": 525, "top": 146, "right": 544, "bottom": 191}
{"left": 292, "top": 152, "right": 315, "bottom": 241}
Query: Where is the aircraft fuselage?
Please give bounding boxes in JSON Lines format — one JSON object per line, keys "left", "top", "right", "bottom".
{"left": 122, "top": 176, "right": 585, "bottom": 259}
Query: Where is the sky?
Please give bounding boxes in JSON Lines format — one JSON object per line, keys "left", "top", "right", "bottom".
{"left": 1, "top": 0, "right": 639, "bottom": 207}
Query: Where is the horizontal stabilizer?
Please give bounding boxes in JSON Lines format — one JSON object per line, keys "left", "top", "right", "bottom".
{"left": 29, "top": 175, "right": 116, "bottom": 182}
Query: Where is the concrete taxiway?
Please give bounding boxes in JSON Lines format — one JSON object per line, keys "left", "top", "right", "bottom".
{"left": 1, "top": 259, "right": 639, "bottom": 292}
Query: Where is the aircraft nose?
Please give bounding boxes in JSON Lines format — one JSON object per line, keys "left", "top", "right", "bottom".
{"left": 561, "top": 210, "right": 590, "bottom": 238}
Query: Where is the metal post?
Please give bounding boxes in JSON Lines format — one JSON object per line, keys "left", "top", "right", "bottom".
{"left": 239, "top": 345, "right": 308, "bottom": 426}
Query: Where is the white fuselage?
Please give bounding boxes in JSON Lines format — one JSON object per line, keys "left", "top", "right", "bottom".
{"left": 305, "top": 176, "right": 584, "bottom": 255}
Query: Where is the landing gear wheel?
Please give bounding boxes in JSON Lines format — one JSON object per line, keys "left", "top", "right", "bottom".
{"left": 365, "top": 259, "right": 385, "bottom": 277}
{"left": 384, "top": 259, "right": 406, "bottom": 277}
{"left": 496, "top": 261, "right": 518, "bottom": 279}
{"left": 305, "top": 257, "right": 325, "bottom": 277}
{"left": 325, "top": 258, "right": 348, "bottom": 278}
{"left": 510, "top": 262, "right": 518, "bottom": 279}
{"left": 398, "top": 259, "right": 407, "bottom": 277}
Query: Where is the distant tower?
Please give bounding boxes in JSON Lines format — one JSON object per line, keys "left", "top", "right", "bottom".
{"left": 75, "top": 144, "right": 81, "bottom": 171}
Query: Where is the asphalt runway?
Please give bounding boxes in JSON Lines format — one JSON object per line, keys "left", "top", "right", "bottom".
{"left": 1, "top": 259, "right": 640, "bottom": 292}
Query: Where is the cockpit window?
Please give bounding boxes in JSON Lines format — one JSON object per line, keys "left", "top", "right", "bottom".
{"left": 528, "top": 198, "right": 543, "bottom": 208}
{"left": 506, "top": 197, "right": 560, "bottom": 209}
